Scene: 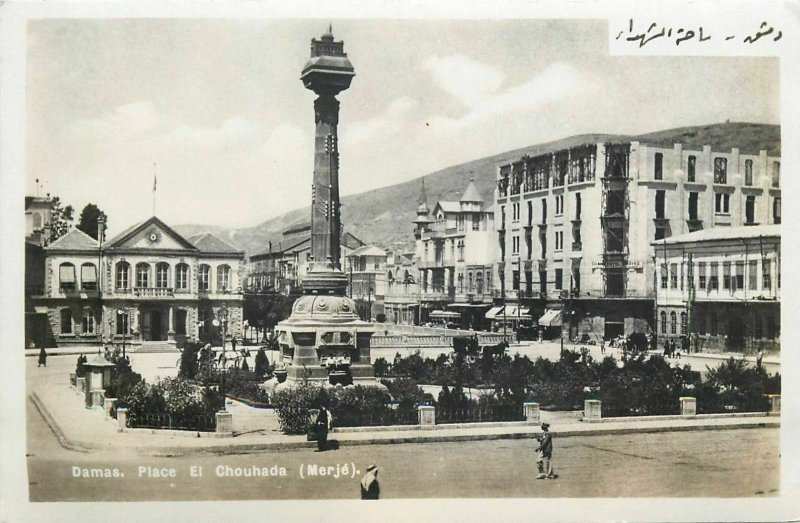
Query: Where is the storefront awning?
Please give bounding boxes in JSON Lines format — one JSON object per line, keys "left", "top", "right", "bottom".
{"left": 59, "top": 264, "right": 75, "bottom": 283}
{"left": 538, "top": 309, "right": 562, "bottom": 327}
{"left": 485, "top": 306, "right": 504, "bottom": 319}
{"left": 81, "top": 264, "right": 97, "bottom": 282}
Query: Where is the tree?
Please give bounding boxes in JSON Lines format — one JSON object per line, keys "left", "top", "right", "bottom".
{"left": 77, "top": 203, "right": 108, "bottom": 241}
{"left": 47, "top": 197, "right": 74, "bottom": 244}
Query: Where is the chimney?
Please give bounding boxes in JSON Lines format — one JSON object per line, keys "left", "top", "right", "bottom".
{"left": 97, "top": 214, "right": 106, "bottom": 246}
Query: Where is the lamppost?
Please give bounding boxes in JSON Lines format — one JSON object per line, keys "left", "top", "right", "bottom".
{"left": 116, "top": 308, "right": 130, "bottom": 358}
{"left": 213, "top": 303, "right": 229, "bottom": 411}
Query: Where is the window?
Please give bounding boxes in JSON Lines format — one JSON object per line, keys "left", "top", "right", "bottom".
{"left": 660, "top": 264, "right": 668, "bottom": 289}
{"left": 773, "top": 197, "right": 781, "bottom": 224}
{"left": 713, "top": 157, "right": 727, "bottom": 184}
{"left": 745, "top": 159, "right": 753, "bottom": 186}
{"left": 745, "top": 196, "right": 756, "bottom": 224}
{"left": 457, "top": 240, "right": 465, "bottom": 261}
{"left": 116, "top": 311, "right": 129, "bottom": 335}
{"left": 541, "top": 198, "right": 547, "bottom": 224}
{"left": 763, "top": 261, "right": 772, "bottom": 290}
{"left": 698, "top": 262, "right": 707, "bottom": 289}
{"left": 572, "top": 267, "right": 581, "bottom": 294}
{"left": 709, "top": 262, "right": 719, "bottom": 290}
{"left": 575, "top": 193, "right": 582, "bottom": 221}
{"left": 655, "top": 190, "right": 666, "bottom": 219}
{"left": 715, "top": 193, "right": 730, "bottom": 214}
{"left": 555, "top": 268, "right": 563, "bottom": 290}
{"left": 80, "top": 263, "right": 97, "bottom": 291}
{"left": 81, "top": 309, "right": 95, "bottom": 334}
{"left": 472, "top": 214, "right": 481, "bottom": 231}
{"left": 654, "top": 152, "right": 663, "bottom": 180}
{"left": 555, "top": 195, "right": 564, "bottom": 216}
{"left": 198, "top": 264, "right": 211, "bottom": 291}
{"left": 175, "top": 310, "right": 187, "bottom": 335}
{"left": 217, "top": 265, "right": 231, "bottom": 291}
{"left": 512, "top": 270, "right": 520, "bottom": 291}
{"left": 669, "top": 263, "right": 678, "bottom": 289}
{"left": 688, "top": 192, "right": 699, "bottom": 221}
{"left": 680, "top": 312, "right": 687, "bottom": 335}
{"left": 175, "top": 263, "right": 189, "bottom": 291}
{"left": 772, "top": 161, "right": 780, "bottom": 188}
{"left": 655, "top": 227, "right": 666, "bottom": 241}
{"left": 136, "top": 263, "right": 150, "bottom": 288}
{"left": 660, "top": 311, "right": 667, "bottom": 334}
{"left": 687, "top": 155, "right": 696, "bottom": 182}
{"left": 60, "top": 309, "right": 73, "bottom": 334}
{"left": 116, "top": 262, "right": 130, "bottom": 290}
{"left": 500, "top": 205, "right": 506, "bottom": 229}
{"left": 156, "top": 262, "right": 170, "bottom": 288}
{"left": 527, "top": 201, "right": 533, "bottom": 226}
{"left": 722, "top": 261, "right": 731, "bottom": 290}
{"left": 539, "top": 270, "right": 547, "bottom": 295}
{"left": 749, "top": 260, "right": 758, "bottom": 290}
{"left": 512, "top": 236, "right": 519, "bottom": 255}
{"left": 59, "top": 263, "right": 76, "bottom": 292}
{"left": 512, "top": 203, "right": 520, "bottom": 222}
{"left": 734, "top": 261, "right": 744, "bottom": 290}
{"left": 555, "top": 231, "right": 564, "bottom": 251}
{"left": 670, "top": 311, "right": 677, "bottom": 335}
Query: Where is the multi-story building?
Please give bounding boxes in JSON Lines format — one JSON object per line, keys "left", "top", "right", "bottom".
{"left": 32, "top": 216, "right": 245, "bottom": 348}
{"left": 245, "top": 221, "right": 364, "bottom": 295}
{"left": 25, "top": 196, "right": 52, "bottom": 348}
{"left": 653, "top": 225, "right": 780, "bottom": 353}
{"left": 495, "top": 131, "right": 781, "bottom": 342}
{"left": 345, "top": 244, "right": 388, "bottom": 320}
{"left": 383, "top": 250, "right": 419, "bottom": 325}
{"left": 414, "top": 178, "right": 496, "bottom": 329}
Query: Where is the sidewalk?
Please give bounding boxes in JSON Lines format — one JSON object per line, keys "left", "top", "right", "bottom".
{"left": 30, "top": 377, "right": 779, "bottom": 457}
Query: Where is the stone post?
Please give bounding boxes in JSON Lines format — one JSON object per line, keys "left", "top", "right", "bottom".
{"left": 680, "top": 396, "right": 697, "bottom": 416}
{"left": 523, "top": 402, "right": 540, "bottom": 424}
{"left": 584, "top": 399, "right": 601, "bottom": 422}
{"left": 116, "top": 407, "right": 128, "bottom": 432}
{"left": 418, "top": 405, "right": 436, "bottom": 428}
{"left": 768, "top": 394, "right": 780, "bottom": 414}
{"left": 216, "top": 411, "right": 233, "bottom": 434}
{"left": 104, "top": 398, "right": 117, "bottom": 418}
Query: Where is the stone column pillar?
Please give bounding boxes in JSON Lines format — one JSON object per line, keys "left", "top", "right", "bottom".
{"left": 216, "top": 411, "right": 233, "bottom": 435}
{"left": 523, "top": 402, "right": 540, "bottom": 424}
{"left": 418, "top": 405, "right": 436, "bottom": 428}
{"left": 768, "top": 394, "right": 780, "bottom": 414}
{"left": 116, "top": 407, "right": 128, "bottom": 432}
{"left": 680, "top": 396, "right": 697, "bottom": 416}
{"left": 168, "top": 305, "right": 175, "bottom": 341}
{"left": 584, "top": 399, "right": 602, "bottom": 421}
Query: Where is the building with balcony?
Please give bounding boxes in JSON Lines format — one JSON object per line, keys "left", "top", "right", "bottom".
{"left": 245, "top": 221, "right": 364, "bottom": 295}
{"left": 495, "top": 128, "right": 781, "bottom": 342}
{"left": 414, "top": 178, "right": 496, "bottom": 329}
{"left": 384, "top": 250, "right": 419, "bottom": 325}
{"left": 32, "top": 216, "right": 245, "bottom": 348}
{"left": 653, "top": 225, "right": 780, "bottom": 354}
{"left": 345, "top": 244, "right": 388, "bottom": 321}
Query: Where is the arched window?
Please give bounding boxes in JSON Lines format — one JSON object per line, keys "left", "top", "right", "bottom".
{"left": 136, "top": 263, "right": 150, "bottom": 288}
{"left": 156, "top": 262, "right": 170, "bottom": 288}
{"left": 81, "top": 308, "right": 96, "bottom": 334}
{"left": 654, "top": 152, "right": 663, "bottom": 180}
{"left": 680, "top": 312, "right": 687, "bottom": 335}
{"left": 745, "top": 159, "right": 753, "bottom": 186}
{"left": 476, "top": 272, "right": 484, "bottom": 294}
{"left": 217, "top": 265, "right": 231, "bottom": 292}
{"left": 772, "top": 161, "right": 780, "bottom": 188}
{"left": 660, "top": 311, "right": 667, "bottom": 334}
{"left": 670, "top": 311, "right": 677, "bottom": 334}
{"left": 467, "top": 272, "right": 473, "bottom": 291}
{"left": 59, "top": 263, "right": 76, "bottom": 292}
{"left": 116, "top": 262, "right": 130, "bottom": 290}
{"left": 198, "top": 264, "right": 211, "bottom": 292}
{"left": 175, "top": 263, "right": 190, "bottom": 291}
{"left": 80, "top": 263, "right": 98, "bottom": 291}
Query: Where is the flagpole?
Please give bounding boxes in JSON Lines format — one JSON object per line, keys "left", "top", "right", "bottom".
{"left": 152, "top": 162, "right": 157, "bottom": 216}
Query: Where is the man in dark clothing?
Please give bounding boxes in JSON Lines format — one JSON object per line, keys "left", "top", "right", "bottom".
{"left": 315, "top": 405, "right": 330, "bottom": 452}
{"left": 360, "top": 465, "right": 380, "bottom": 499}
{"left": 37, "top": 347, "right": 47, "bottom": 367}
{"left": 535, "top": 422, "right": 555, "bottom": 479}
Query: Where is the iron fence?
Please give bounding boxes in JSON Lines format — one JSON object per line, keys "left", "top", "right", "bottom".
{"left": 437, "top": 403, "right": 525, "bottom": 424}
{"left": 127, "top": 411, "right": 217, "bottom": 432}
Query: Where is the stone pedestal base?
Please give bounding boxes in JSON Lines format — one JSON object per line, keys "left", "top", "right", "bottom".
{"left": 680, "top": 396, "right": 696, "bottom": 416}
{"left": 524, "top": 402, "right": 540, "bottom": 424}
{"left": 768, "top": 394, "right": 780, "bottom": 414}
{"left": 418, "top": 405, "right": 436, "bottom": 427}
{"left": 116, "top": 407, "right": 128, "bottom": 432}
{"left": 584, "top": 399, "right": 602, "bottom": 422}
{"left": 216, "top": 411, "right": 233, "bottom": 434}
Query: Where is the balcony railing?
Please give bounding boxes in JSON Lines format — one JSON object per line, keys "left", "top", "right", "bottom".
{"left": 134, "top": 287, "right": 174, "bottom": 297}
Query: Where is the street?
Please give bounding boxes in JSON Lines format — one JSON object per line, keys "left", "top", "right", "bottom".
{"left": 27, "top": 397, "right": 779, "bottom": 501}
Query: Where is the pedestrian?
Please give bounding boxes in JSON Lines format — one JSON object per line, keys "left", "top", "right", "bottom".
{"left": 360, "top": 465, "right": 380, "bottom": 500}
{"left": 37, "top": 347, "right": 48, "bottom": 367}
{"left": 535, "top": 422, "right": 556, "bottom": 479}
{"left": 315, "top": 404, "right": 332, "bottom": 452}
{"left": 231, "top": 336, "right": 237, "bottom": 352}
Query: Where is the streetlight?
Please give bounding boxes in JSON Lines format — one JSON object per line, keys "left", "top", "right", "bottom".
{"left": 213, "top": 304, "right": 229, "bottom": 412}
{"left": 116, "top": 308, "right": 129, "bottom": 358}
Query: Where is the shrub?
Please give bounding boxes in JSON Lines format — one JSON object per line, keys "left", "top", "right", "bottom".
{"left": 75, "top": 354, "right": 88, "bottom": 378}
{"left": 272, "top": 381, "right": 323, "bottom": 434}
{"left": 327, "top": 386, "right": 391, "bottom": 426}
{"left": 373, "top": 357, "right": 390, "bottom": 377}
{"left": 254, "top": 347, "right": 270, "bottom": 379}
{"left": 178, "top": 342, "right": 200, "bottom": 379}
{"left": 224, "top": 369, "right": 270, "bottom": 405}
{"left": 104, "top": 352, "right": 142, "bottom": 399}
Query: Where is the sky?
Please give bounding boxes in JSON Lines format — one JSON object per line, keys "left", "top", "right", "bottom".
{"left": 26, "top": 18, "right": 780, "bottom": 235}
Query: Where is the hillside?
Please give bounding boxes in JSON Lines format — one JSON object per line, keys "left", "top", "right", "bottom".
{"left": 175, "top": 122, "right": 780, "bottom": 257}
